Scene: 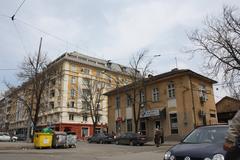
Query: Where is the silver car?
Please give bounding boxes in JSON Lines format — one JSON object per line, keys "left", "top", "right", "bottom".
{"left": 0, "top": 132, "right": 11, "bottom": 142}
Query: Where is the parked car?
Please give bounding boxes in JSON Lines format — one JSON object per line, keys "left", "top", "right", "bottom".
{"left": 163, "top": 125, "right": 240, "bottom": 160}
{"left": 11, "top": 135, "right": 18, "bottom": 142}
{"left": 88, "top": 133, "right": 114, "bottom": 144}
{"left": 15, "top": 134, "right": 27, "bottom": 141}
{"left": 115, "top": 132, "right": 147, "bottom": 146}
{"left": 0, "top": 132, "right": 11, "bottom": 142}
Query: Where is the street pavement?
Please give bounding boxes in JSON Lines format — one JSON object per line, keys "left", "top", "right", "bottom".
{"left": 0, "top": 141, "right": 178, "bottom": 160}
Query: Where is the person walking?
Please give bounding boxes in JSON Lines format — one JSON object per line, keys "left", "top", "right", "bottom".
{"left": 223, "top": 110, "right": 240, "bottom": 159}
{"left": 154, "top": 128, "right": 161, "bottom": 147}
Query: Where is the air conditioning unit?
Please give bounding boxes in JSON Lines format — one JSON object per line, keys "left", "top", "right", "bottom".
{"left": 200, "top": 96, "right": 207, "bottom": 102}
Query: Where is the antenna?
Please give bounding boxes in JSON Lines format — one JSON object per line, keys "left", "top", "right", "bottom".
{"left": 175, "top": 57, "right": 178, "bottom": 68}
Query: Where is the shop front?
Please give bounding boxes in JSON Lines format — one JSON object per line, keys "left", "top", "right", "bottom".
{"left": 140, "top": 108, "right": 166, "bottom": 139}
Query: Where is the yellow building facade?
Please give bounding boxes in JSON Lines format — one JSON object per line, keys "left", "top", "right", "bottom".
{"left": 2, "top": 52, "right": 132, "bottom": 139}
{"left": 106, "top": 69, "right": 218, "bottom": 140}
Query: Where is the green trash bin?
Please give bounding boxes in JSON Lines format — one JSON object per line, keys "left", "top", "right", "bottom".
{"left": 34, "top": 132, "right": 53, "bottom": 149}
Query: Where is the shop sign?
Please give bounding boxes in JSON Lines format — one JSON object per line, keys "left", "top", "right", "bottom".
{"left": 141, "top": 109, "right": 160, "bottom": 118}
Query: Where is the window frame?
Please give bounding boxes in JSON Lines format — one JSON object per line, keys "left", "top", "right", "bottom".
{"left": 168, "top": 82, "right": 175, "bottom": 98}
{"left": 152, "top": 87, "right": 160, "bottom": 102}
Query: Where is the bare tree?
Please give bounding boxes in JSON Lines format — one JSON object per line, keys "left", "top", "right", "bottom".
{"left": 5, "top": 38, "right": 62, "bottom": 141}
{"left": 188, "top": 6, "right": 240, "bottom": 99}
{"left": 81, "top": 77, "right": 105, "bottom": 134}
{"left": 128, "top": 49, "right": 153, "bottom": 133}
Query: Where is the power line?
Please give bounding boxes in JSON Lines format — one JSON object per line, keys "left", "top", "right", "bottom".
{"left": 15, "top": 18, "right": 101, "bottom": 57}
{"left": 12, "top": 21, "right": 29, "bottom": 55}
{"left": 11, "top": 0, "right": 27, "bottom": 21}
{"left": 0, "top": 69, "right": 17, "bottom": 71}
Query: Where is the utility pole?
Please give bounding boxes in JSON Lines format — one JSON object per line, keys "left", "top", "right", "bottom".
{"left": 26, "top": 37, "right": 42, "bottom": 142}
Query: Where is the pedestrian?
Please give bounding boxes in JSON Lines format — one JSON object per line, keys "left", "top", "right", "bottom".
{"left": 223, "top": 110, "right": 240, "bottom": 159}
{"left": 154, "top": 128, "right": 161, "bottom": 147}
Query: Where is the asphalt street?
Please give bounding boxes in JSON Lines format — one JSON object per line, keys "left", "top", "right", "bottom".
{"left": 0, "top": 141, "right": 171, "bottom": 160}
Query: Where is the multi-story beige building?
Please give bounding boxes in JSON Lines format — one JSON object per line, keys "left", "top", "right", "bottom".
{"left": 3, "top": 52, "right": 131, "bottom": 139}
{"left": 105, "top": 69, "right": 218, "bottom": 140}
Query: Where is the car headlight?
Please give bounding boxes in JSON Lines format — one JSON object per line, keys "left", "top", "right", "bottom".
{"left": 164, "top": 151, "right": 171, "bottom": 160}
{"left": 212, "top": 154, "right": 224, "bottom": 160}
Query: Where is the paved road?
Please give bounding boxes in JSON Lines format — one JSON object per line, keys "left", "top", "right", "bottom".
{"left": 0, "top": 141, "right": 171, "bottom": 160}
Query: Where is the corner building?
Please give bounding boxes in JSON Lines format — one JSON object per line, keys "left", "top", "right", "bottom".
{"left": 3, "top": 52, "right": 132, "bottom": 139}
{"left": 105, "top": 69, "right": 218, "bottom": 140}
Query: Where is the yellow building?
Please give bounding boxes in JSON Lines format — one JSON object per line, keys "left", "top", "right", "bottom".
{"left": 3, "top": 52, "right": 132, "bottom": 139}
{"left": 105, "top": 69, "right": 218, "bottom": 140}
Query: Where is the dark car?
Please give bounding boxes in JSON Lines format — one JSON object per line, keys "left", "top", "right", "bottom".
{"left": 115, "top": 132, "right": 147, "bottom": 146}
{"left": 164, "top": 125, "right": 240, "bottom": 160}
{"left": 16, "top": 134, "right": 27, "bottom": 141}
{"left": 88, "top": 133, "right": 114, "bottom": 144}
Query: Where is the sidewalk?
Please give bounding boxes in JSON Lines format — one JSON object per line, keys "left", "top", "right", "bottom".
{"left": 145, "top": 140, "right": 179, "bottom": 146}
{"left": 0, "top": 142, "right": 34, "bottom": 150}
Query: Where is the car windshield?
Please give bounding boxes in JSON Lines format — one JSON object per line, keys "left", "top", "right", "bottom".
{"left": 183, "top": 126, "right": 228, "bottom": 144}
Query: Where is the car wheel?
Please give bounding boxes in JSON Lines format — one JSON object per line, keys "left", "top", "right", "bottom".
{"left": 115, "top": 140, "right": 119, "bottom": 145}
{"left": 129, "top": 141, "right": 134, "bottom": 146}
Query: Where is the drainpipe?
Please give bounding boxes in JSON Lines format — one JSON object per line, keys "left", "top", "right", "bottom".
{"left": 189, "top": 75, "right": 196, "bottom": 128}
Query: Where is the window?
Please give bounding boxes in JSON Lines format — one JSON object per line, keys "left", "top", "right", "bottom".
{"left": 69, "top": 114, "right": 74, "bottom": 121}
{"left": 82, "top": 127, "right": 88, "bottom": 137}
{"left": 70, "top": 89, "right": 75, "bottom": 97}
{"left": 82, "top": 101, "right": 90, "bottom": 110}
{"left": 152, "top": 88, "right": 160, "bottom": 102}
{"left": 71, "top": 76, "right": 77, "bottom": 84}
{"left": 168, "top": 82, "right": 175, "bottom": 98}
{"left": 115, "top": 96, "right": 120, "bottom": 109}
{"left": 170, "top": 113, "right": 178, "bottom": 134}
{"left": 96, "top": 70, "right": 101, "bottom": 77}
{"left": 82, "top": 89, "right": 90, "bottom": 97}
{"left": 126, "top": 95, "right": 131, "bottom": 107}
{"left": 83, "top": 115, "right": 88, "bottom": 121}
{"left": 49, "top": 102, "right": 54, "bottom": 109}
{"left": 71, "top": 64, "right": 76, "bottom": 72}
{"left": 210, "top": 113, "right": 216, "bottom": 118}
{"left": 127, "top": 119, "right": 132, "bottom": 132}
{"left": 50, "top": 89, "right": 55, "bottom": 98}
{"left": 199, "top": 84, "right": 207, "bottom": 100}
{"left": 82, "top": 78, "right": 90, "bottom": 86}
{"left": 140, "top": 90, "right": 145, "bottom": 104}
{"left": 95, "top": 115, "right": 101, "bottom": 122}
{"left": 82, "top": 68, "right": 90, "bottom": 75}
{"left": 70, "top": 101, "right": 75, "bottom": 108}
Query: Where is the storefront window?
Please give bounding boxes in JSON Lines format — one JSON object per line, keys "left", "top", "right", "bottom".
{"left": 82, "top": 127, "right": 88, "bottom": 137}
{"left": 170, "top": 113, "right": 178, "bottom": 134}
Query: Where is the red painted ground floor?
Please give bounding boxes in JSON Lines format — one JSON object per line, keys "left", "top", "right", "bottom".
{"left": 54, "top": 123, "right": 108, "bottom": 140}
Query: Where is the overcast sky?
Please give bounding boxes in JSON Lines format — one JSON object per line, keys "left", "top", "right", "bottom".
{"left": 0, "top": 0, "right": 240, "bottom": 101}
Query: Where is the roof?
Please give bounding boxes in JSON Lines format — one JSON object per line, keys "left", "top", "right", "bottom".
{"left": 48, "top": 51, "right": 133, "bottom": 75}
{"left": 216, "top": 96, "right": 240, "bottom": 105}
{"left": 104, "top": 69, "right": 217, "bottom": 96}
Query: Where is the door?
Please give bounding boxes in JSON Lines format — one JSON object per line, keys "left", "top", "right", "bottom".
{"left": 82, "top": 128, "right": 88, "bottom": 137}
{"left": 155, "top": 121, "right": 160, "bottom": 129}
